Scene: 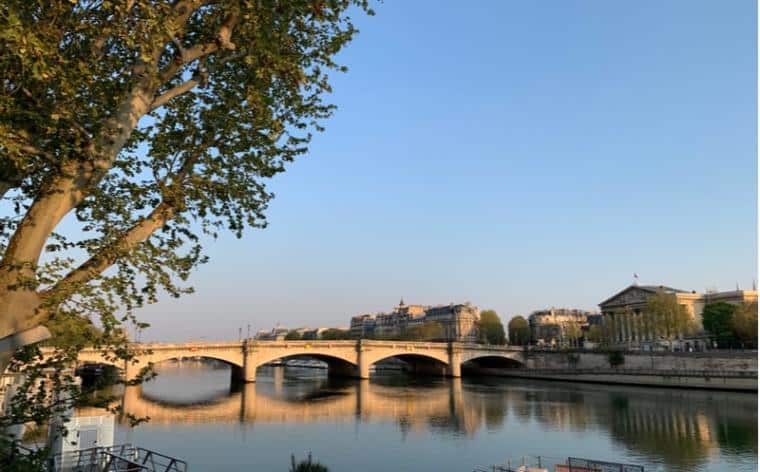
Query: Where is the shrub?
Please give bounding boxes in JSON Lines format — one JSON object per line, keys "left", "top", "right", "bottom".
{"left": 290, "top": 453, "right": 329, "bottom": 472}
{"left": 608, "top": 350, "right": 625, "bottom": 368}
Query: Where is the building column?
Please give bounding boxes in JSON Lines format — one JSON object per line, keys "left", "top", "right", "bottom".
{"left": 447, "top": 343, "right": 462, "bottom": 378}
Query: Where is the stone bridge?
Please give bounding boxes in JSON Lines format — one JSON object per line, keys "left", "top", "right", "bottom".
{"left": 75, "top": 340, "right": 525, "bottom": 382}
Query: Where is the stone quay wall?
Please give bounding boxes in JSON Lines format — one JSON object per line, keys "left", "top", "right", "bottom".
{"left": 464, "top": 350, "right": 758, "bottom": 391}
{"left": 524, "top": 350, "right": 757, "bottom": 372}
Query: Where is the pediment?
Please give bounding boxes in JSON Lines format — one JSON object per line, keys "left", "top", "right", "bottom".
{"left": 599, "top": 286, "right": 652, "bottom": 308}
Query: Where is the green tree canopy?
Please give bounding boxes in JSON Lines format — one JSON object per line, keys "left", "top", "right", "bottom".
{"left": 507, "top": 316, "right": 530, "bottom": 346}
{"left": 319, "top": 328, "right": 351, "bottom": 340}
{"left": 0, "top": 0, "right": 373, "bottom": 359}
{"left": 284, "top": 330, "right": 302, "bottom": 341}
{"left": 645, "top": 291, "right": 695, "bottom": 348}
{"left": 44, "top": 312, "right": 104, "bottom": 350}
{"left": 401, "top": 321, "right": 443, "bottom": 341}
{"left": 587, "top": 324, "right": 603, "bottom": 343}
{"left": 701, "top": 302, "right": 737, "bottom": 347}
{"left": 0, "top": 1, "right": 373, "bottom": 465}
{"left": 479, "top": 309, "right": 506, "bottom": 345}
{"left": 732, "top": 302, "right": 758, "bottom": 347}
{"left": 564, "top": 322, "right": 582, "bottom": 348}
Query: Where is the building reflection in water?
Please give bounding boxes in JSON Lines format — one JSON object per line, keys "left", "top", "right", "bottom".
{"left": 80, "top": 360, "right": 757, "bottom": 471}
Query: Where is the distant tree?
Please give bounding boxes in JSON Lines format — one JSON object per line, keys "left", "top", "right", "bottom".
{"left": 284, "top": 330, "right": 302, "bottom": 341}
{"left": 320, "top": 329, "right": 351, "bottom": 340}
{"left": 44, "top": 312, "right": 103, "bottom": 350}
{"left": 507, "top": 316, "right": 530, "bottom": 346}
{"left": 564, "top": 322, "right": 582, "bottom": 348}
{"left": 645, "top": 292, "right": 695, "bottom": 350}
{"left": 731, "top": 302, "right": 758, "bottom": 348}
{"left": 479, "top": 310, "right": 506, "bottom": 345}
{"left": 587, "top": 325, "right": 603, "bottom": 344}
{"left": 701, "top": 302, "right": 738, "bottom": 347}
{"left": 402, "top": 322, "right": 443, "bottom": 341}
{"left": 601, "top": 317, "right": 617, "bottom": 345}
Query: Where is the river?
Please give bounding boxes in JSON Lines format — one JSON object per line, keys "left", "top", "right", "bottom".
{"left": 78, "top": 360, "right": 757, "bottom": 471}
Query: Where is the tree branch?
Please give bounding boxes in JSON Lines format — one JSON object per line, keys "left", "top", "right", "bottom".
{"left": 42, "top": 144, "right": 211, "bottom": 302}
{"left": 149, "top": 78, "right": 199, "bottom": 112}
{"left": 158, "top": 11, "right": 239, "bottom": 83}
{"left": 44, "top": 202, "right": 177, "bottom": 300}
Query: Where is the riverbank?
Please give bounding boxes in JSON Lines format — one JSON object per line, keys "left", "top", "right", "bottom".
{"left": 464, "top": 366, "right": 758, "bottom": 391}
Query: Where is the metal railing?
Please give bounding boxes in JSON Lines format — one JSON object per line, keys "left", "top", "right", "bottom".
{"left": 51, "top": 444, "right": 187, "bottom": 472}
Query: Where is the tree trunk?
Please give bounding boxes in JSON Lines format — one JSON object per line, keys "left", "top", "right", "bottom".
{"left": 0, "top": 324, "right": 51, "bottom": 375}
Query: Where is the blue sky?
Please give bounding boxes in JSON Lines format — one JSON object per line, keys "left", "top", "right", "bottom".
{"left": 136, "top": 0, "right": 757, "bottom": 341}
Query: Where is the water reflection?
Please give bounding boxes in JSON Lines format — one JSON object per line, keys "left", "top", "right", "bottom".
{"left": 81, "top": 361, "right": 757, "bottom": 471}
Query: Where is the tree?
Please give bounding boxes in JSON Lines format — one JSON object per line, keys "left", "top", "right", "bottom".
{"left": 0, "top": 1, "right": 373, "bottom": 465}
{"left": 563, "top": 322, "right": 582, "bottom": 348}
{"left": 401, "top": 322, "right": 443, "bottom": 341}
{"left": 701, "top": 302, "right": 737, "bottom": 347}
{"left": 479, "top": 310, "right": 506, "bottom": 345}
{"left": 284, "top": 330, "right": 302, "bottom": 341}
{"left": 645, "top": 291, "right": 695, "bottom": 350}
{"left": 44, "top": 312, "right": 103, "bottom": 350}
{"left": 319, "top": 329, "right": 351, "bottom": 340}
{"left": 507, "top": 316, "right": 530, "bottom": 346}
{"left": 731, "top": 302, "right": 758, "bottom": 348}
{"left": 587, "top": 325, "right": 603, "bottom": 344}
{"left": 0, "top": 0, "right": 373, "bottom": 367}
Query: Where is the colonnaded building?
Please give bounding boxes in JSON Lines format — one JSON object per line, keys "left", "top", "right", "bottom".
{"left": 599, "top": 284, "right": 758, "bottom": 350}
{"left": 528, "top": 308, "right": 600, "bottom": 346}
{"left": 350, "top": 299, "right": 481, "bottom": 342}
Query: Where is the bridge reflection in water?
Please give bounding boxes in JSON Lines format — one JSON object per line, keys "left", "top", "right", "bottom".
{"left": 79, "top": 361, "right": 757, "bottom": 471}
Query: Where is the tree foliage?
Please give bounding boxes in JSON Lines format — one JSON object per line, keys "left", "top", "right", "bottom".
{"left": 644, "top": 292, "right": 695, "bottom": 347}
{"left": 284, "top": 330, "right": 302, "bottom": 341}
{"left": 587, "top": 324, "right": 603, "bottom": 343}
{"left": 507, "top": 316, "right": 530, "bottom": 346}
{"left": 701, "top": 302, "right": 737, "bottom": 347}
{"left": 0, "top": 0, "right": 373, "bottom": 464}
{"left": 479, "top": 309, "right": 506, "bottom": 345}
{"left": 731, "top": 302, "right": 757, "bottom": 347}
{"left": 400, "top": 321, "right": 443, "bottom": 341}
{"left": 319, "top": 328, "right": 351, "bottom": 340}
{"left": 563, "top": 322, "right": 582, "bottom": 348}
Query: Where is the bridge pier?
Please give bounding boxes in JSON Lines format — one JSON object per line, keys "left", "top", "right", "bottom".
{"left": 242, "top": 342, "right": 257, "bottom": 382}
{"left": 356, "top": 341, "right": 370, "bottom": 379}
{"left": 447, "top": 345, "right": 462, "bottom": 378}
{"left": 124, "top": 361, "right": 141, "bottom": 383}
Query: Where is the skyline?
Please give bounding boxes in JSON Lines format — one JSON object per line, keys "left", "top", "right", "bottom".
{"left": 134, "top": 1, "right": 756, "bottom": 341}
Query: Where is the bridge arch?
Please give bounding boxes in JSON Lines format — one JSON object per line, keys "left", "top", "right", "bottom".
{"left": 460, "top": 353, "right": 525, "bottom": 374}
{"left": 144, "top": 352, "right": 244, "bottom": 369}
{"left": 253, "top": 351, "right": 358, "bottom": 379}
{"left": 373, "top": 353, "right": 450, "bottom": 377}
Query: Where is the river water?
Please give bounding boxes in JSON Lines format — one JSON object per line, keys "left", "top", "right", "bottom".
{"left": 81, "top": 361, "right": 757, "bottom": 471}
